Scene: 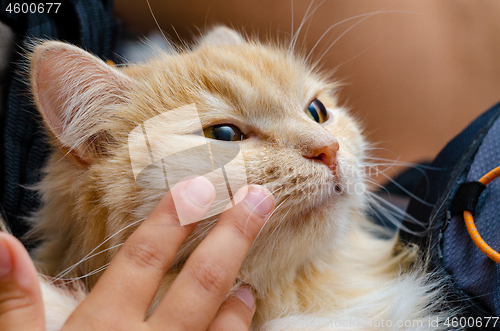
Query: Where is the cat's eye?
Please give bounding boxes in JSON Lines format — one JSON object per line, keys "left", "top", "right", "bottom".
{"left": 203, "top": 124, "right": 245, "bottom": 141}
{"left": 306, "top": 99, "right": 328, "bottom": 124}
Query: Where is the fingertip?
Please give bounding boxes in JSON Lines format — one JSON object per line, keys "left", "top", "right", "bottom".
{"left": 183, "top": 176, "right": 216, "bottom": 208}
{"left": 0, "top": 233, "right": 13, "bottom": 279}
{"left": 233, "top": 285, "right": 256, "bottom": 311}
{"left": 242, "top": 185, "right": 275, "bottom": 218}
{"left": 209, "top": 285, "right": 256, "bottom": 331}
{"left": 171, "top": 176, "right": 216, "bottom": 226}
{"left": 228, "top": 185, "right": 275, "bottom": 218}
{"left": 0, "top": 232, "right": 39, "bottom": 291}
{"left": 0, "top": 232, "right": 40, "bottom": 293}
{"left": 0, "top": 232, "right": 44, "bottom": 330}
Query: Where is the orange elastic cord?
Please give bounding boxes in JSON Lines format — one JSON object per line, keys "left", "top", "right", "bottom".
{"left": 463, "top": 165, "right": 500, "bottom": 264}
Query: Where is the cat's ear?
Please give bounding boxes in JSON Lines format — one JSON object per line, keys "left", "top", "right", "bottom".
{"left": 198, "top": 26, "right": 244, "bottom": 46}
{"left": 30, "top": 41, "right": 135, "bottom": 166}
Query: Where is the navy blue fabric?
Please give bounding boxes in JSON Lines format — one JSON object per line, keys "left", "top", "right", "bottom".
{"left": 402, "top": 102, "right": 500, "bottom": 244}
{"left": 0, "top": 0, "right": 115, "bottom": 241}
{"left": 442, "top": 116, "right": 500, "bottom": 316}
{"left": 401, "top": 102, "right": 500, "bottom": 323}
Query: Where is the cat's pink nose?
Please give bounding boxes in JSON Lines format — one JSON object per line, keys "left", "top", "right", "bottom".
{"left": 305, "top": 141, "right": 340, "bottom": 174}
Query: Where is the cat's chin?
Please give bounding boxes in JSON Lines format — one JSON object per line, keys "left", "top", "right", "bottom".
{"left": 285, "top": 182, "right": 347, "bottom": 218}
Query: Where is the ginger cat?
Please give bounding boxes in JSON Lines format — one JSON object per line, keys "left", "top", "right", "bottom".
{"left": 27, "top": 27, "right": 451, "bottom": 330}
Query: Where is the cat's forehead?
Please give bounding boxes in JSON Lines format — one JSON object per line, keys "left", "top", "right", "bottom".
{"left": 130, "top": 42, "right": 334, "bottom": 121}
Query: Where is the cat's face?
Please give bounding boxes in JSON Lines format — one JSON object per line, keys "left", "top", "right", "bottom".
{"left": 30, "top": 27, "right": 367, "bottom": 292}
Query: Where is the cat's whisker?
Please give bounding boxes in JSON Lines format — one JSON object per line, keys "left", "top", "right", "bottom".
{"left": 365, "top": 191, "right": 428, "bottom": 230}
{"left": 365, "top": 194, "right": 426, "bottom": 236}
{"left": 300, "top": 1, "right": 323, "bottom": 55}
{"left": 362, "top": 146, "right": 398, "bottom": 156}
{"left": 289, "top": 0, "right": 313, "bottom": 52}
{"left": 376, "top": 171, "right": 434, "bottom": 207}
{"left": 365, "top": 156, "right": 442, "bottom": 170}
{"left": 305, "top": 11, "right": 384, "bottom": 64}
{"left": 53, "top": 218, "right": 146, "bottom": 280}
{"left": 252, "top": 187, "right": 287, "bottom": 244}
{"left": 358, "top": 162, "right": 396, "bottom": 176}
{"left": 311, "top": 9, "right": 423, "bottom": 66}
{"left": 49, "top": 243, "right": 124, "bottom": 284}
{"left": 289, "top": 0, "right": 326, "bottom": 53}
{"left": 364, "top": 178, "right": 390, "bottom": 194}
{"left": 332, "top": 42, "right": 378, "bottom": 71}
{"left": 266, "top": 201, "right": 293, "bottom": 256}
{"left": 256, "top": 194, "right": 290, "bottom": 243}
{"left": 145, "top": 0, "right": 170, "bottom": 47}
{"left": 265, "top": 214, "right": 288, "bottom": 255}
{"left": 56, "top": 263, "right": 111, "bottom": 287}
{"left": 366, "top": 162, "right": 430, "bottom": 187}
{"left": 312, "top": 13, "right": 384, "bottom": 67}
{"left": 359, "top": 156, "right": 441, "bottom": 192}
{"left": 170, "top": 25, "right": 187, "bottom": 48}
{"left": 290, "top": 0, "right": 294, "bottom": 44}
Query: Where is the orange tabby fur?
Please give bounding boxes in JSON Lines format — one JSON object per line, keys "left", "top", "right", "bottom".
{"left": 28, "top": 27, "right": 451, "bottom": 330}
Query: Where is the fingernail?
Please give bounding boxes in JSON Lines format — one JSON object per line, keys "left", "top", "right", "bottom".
{"left": 234, "top": 286, "right": 255, "bottom": 309}
{"left": 184, "top": 177, "right": 215, "bottom": 207}
{"left": 244, "top": 186, "right": 274, "bottom": 217}
{"left": 0, "top": 236, "right": 12, "bottom": 278}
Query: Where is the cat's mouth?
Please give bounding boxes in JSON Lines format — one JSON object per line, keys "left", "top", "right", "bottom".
{"left": 280, "top": 168, "right": 344, "bottom": 211}
{"left": 309, "top": 158, "right": 339, "bottom": 177}
{"left": 305, "top": 158, "right": 350, "bottom": 205}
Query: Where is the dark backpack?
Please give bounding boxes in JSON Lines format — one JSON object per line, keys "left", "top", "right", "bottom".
{"left": 402, "top": 102, "right": 500, "bottom": 329}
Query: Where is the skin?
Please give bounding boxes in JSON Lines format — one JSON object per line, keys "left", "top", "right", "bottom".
{"left": 114, "top": 0, "right": 500, "bottom": 182}
{"left": 0, "top": 178, "right": 275, "bottom": 330}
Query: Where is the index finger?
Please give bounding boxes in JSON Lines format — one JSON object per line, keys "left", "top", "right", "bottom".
{"left": 148, "top": 185, "right": 274, "bottom": 330}
{"left": 72, "top": 177, "right": 215, "bottom": 322}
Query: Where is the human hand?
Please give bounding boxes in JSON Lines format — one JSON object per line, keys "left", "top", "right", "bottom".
{"left": 0, "top": 177, "right": 275, "bottom": 330}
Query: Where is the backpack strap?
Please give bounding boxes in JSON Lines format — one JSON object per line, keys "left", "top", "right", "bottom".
{"left": 449, "top": 181, "right": 486, "bottom": 215}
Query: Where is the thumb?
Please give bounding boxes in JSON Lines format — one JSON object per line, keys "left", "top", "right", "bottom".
{"left": 0, "top": 232, "right": 45, "bottom": 331}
